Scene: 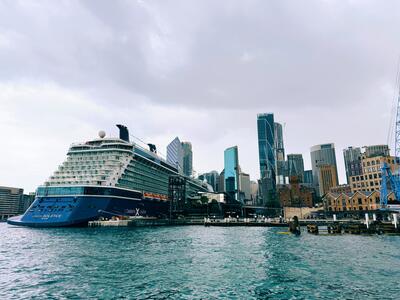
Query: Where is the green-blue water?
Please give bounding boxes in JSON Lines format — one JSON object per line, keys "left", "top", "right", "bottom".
{"left": 1, "top": 223, "right": 399, "bottom": 299}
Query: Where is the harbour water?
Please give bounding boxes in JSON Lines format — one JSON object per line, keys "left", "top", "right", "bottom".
{"left": 1, "top": 223, "right": 399, "bottom": 299}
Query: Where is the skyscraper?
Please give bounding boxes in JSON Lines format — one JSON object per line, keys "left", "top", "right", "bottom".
{"left": 181, "top": 142, "right": 193, "bottom": 177}
{"left": 303, "top": 170, "right": 313, "bottom": 187}
{"left": 218, "top": 170, "right": 225, "bottom": 192}
{"left": 167, "top": 137, "right": 184, "bottom": 173}
{"left": 310, "top": 143, "right": 339, "bottom": 197}
{"left": 274, "top": 122, "right": 286, "bottom": 184}
{"left": 199, "top": 170, "right": 219, "bottom": 192}
{"left": 224, "top": 146, "right": 241, "bottom": 202}
{"left": 240, "top": 172, "right": 251, "bottom": 201}
{"left": 257, "top": 113, "right": 277, "bottom": 206}
{"left": 343, "top": 147, "right": 362, "bottom": 184}
{"left": 287, "top": 154, "right": 305, "bottom": 182}
{"left": 250, "top": 181, "right": 258, "bottom": 204}
{"left": 318, "top": 165, "right": 338, "bottom": 196}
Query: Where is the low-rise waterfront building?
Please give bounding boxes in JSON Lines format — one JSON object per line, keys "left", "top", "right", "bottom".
{"left": 277, "top": 176, "right": 314, "bottom": 208}
{"left": 329, "top": 184, "right": 351, "bottom": 194}
{"left": 323, "top": 190, "right": 386, "bottom": 212}
{"left": 199, "top": 192, "right": 226, "bottom": 203}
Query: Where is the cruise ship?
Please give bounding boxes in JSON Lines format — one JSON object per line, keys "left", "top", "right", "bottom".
{"left": 8, "top": 125, "right": 209, "bottom": 227}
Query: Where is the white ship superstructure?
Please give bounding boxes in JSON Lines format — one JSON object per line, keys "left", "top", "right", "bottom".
{"left": 46, "top": 139, "right": 132, "bottom": 187}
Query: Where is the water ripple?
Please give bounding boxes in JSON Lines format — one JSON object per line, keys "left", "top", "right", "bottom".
{"left": 0, "top": 224, "right": 399, "bottom": 299}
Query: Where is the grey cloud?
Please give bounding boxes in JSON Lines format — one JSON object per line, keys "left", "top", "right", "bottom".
{"left": 1, "top": 0, "right": 400, "bottom": 191}
{"left": 1, "top": 0, "right": 400, "bottom": 110}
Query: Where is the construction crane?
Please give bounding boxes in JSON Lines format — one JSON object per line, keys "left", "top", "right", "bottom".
{"left": 380, "top": 64, "right": 400, "bottom": 208}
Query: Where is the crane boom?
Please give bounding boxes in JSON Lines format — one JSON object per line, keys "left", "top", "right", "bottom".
{"left": 381, "top": 65, "right": 400, "bottom": 208}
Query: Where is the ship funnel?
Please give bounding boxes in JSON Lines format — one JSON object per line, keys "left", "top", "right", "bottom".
{"left": 116, "top": 124, "right": 129, "bottom": 142}
{"left": 148, "top": 143, "right": 157, "bottom": 153}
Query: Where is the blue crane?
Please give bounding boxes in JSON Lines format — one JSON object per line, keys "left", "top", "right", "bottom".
{"left": 380, "top": 68, "right": 400, "bottom": 208}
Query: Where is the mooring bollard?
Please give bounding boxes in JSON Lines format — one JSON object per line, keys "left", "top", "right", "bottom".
{"left": 393, "top": 214, "right": 398, "bottom": 229}
{"left": 365, "top": 213, "right": 369, "bottom": 229}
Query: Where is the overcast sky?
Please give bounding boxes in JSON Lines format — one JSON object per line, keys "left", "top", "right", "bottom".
{"left": 1, "top": 0, "right": 400, "bottom": 192}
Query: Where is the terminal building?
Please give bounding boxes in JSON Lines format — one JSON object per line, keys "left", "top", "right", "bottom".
{"left": 0, "top": 186, "right": 34, "bottom": 220}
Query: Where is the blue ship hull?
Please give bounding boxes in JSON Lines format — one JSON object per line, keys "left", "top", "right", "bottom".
{"left": 7, "top": 186, "right": 170, "bottom": 227}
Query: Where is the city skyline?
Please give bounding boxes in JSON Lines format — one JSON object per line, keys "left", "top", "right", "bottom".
{"left": 1, "top": 1, "right": 399, "bottom": 192}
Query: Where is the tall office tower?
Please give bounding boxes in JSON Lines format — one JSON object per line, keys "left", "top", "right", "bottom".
{"left": 240, "top": 172, "right": 251, "bottom": 201}
{"left": 310, "top": 143, "right": 339, "bottom": 197}
{"left": 181, "top": 142, "right": 193, "bottom": 177}
{"left": 167, "top": 137, "right": 184, "bottom": 173}
{"left": 274, "top": 122, "right": 286, "bottom": 184}
{"left": 287, "top": 154, "right": 305, "bottom": 182}
{"left": 343, "top": 147, "right": 362, "bottom": 184}
{"left": 250, "top": 181, "right": 259, "bottom": 204}
{"left": 224, "top": 146, "right": 241, "bottom": 202}
{"left": 257, "top": 113, "right": 277, "bottom": 206}
{"left": 318, "top": 165, "right": 339, "bottom": 196}
{"left": 218, "top": 170, "right": 225, "bottom": 192}
{"left": 303, "top": 170, "right": 313, "bottom": 187}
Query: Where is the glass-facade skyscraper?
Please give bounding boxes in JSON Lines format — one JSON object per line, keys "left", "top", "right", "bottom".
{"left": 257, "top": 113, "right": 277, "bottom": 206}
{"left": 310, "top": 143, "right": 339, "bottom": 197}
{"left": 224, "top": 146, "right": 240, "bottom": 202}
{"left": 167, "top": 137, "right": 183, "bottom": 174}
{"left": 287, "top": 154, "right": 305, "bottom": 182}
{"left": 198, "top": 170, "right": 219, "bottom": 192}
{"left": 343, "top": 146, "right": 362, "bottom": 184}
{"left": 274, "top": 122, "right": 286, "bottom": 185}
{"left": 181, "top": 142, "right": 193, "bottom": 177}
